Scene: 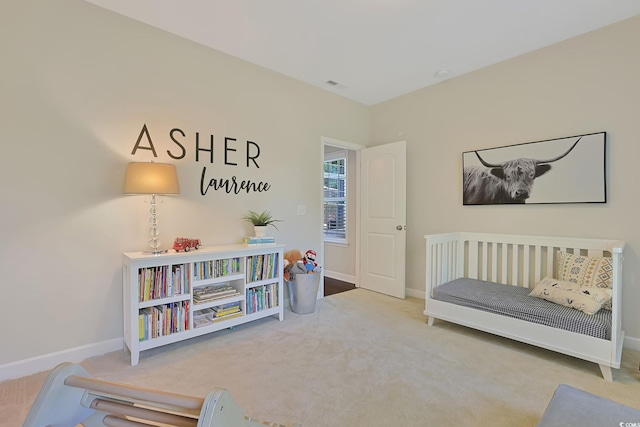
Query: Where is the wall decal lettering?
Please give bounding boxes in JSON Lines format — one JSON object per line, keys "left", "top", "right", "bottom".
{"left": 200, "top": 167, "right": 271, "bottom": 195}
{"left": 130, "top": 124, "right": 270, "bottom": 195}
{"left": 131, "top": 124, "right": 158, "bottom": 157}
{"left": 131, "top": 124, "right": 261, "bottom": 167}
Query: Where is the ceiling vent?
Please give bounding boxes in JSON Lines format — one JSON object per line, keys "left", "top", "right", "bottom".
{"left": 326, "top": 80, "right": 349, "bottom": 90}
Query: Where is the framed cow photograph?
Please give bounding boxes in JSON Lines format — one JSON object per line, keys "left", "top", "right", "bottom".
{"left": 462, "top": 132, "right": 607, "bottom": 205}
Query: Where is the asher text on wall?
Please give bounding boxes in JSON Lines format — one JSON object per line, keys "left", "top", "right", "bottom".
{"left": 130, "top": 124, "right": 272, "bottom": 195}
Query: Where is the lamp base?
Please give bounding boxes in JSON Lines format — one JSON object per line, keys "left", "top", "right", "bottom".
{"left": 143, "top": 249, "right": 169, "bottom": 255}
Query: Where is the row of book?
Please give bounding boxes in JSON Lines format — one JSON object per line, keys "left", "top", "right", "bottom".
{"left": 246, "top": 253, "right": 279, "bottom": 283}
{"left": 246, "top": 284, "right": 278, "bottom": 314}
{"left": 138, "top": 301, "right": 189, "bottom": 341}
{"left": 138, "top": 264, "right": 190, "bottom": 302}
{"left": 243, "top": 236, "right": 276, "bottom": 245}
{"left": 193, "top": 283, "right": 241, "bottom": 304}
{"left": 193, "top": 257, "right": 242, "bottom": 281}
{"left": 193, "top": 302, "right": 243, "bottom": 328}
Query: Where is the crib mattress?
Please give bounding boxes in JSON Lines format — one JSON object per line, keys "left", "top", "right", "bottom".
{"left": 432, "top": 278, "right": 611, "bottom": 340}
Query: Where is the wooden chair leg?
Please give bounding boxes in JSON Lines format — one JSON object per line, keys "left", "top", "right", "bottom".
{"left": 599, "top": 364, "right": 613, "bottom": 382}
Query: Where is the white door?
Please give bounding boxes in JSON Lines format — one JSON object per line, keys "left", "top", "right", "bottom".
{"left": 359, "top": 141, "right": 406, "bottom": 298}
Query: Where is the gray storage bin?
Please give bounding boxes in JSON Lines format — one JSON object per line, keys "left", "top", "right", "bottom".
{"left": 287, "top": 272, "right": 320, "bottom": 314}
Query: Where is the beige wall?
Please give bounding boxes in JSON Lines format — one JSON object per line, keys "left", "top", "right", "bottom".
{"left": 0, "top": 0, "right": 369, "bottom": 371}
{"left": 370, "top": 16, "right": 640, "bottom": 342}
{"left": 2, "top": 0, "right": 638, "bottom": 376}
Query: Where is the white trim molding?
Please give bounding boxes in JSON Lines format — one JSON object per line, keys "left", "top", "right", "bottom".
{"left": 324, "top": 270, "right": 356, "bottom": 285}
{"left": 624, "top": 335, "right": 640, "bottom": 352}
{"left": 0, "top": 338, "right": 123, "bottom": 382}
{"left": 406, "top": 287, "right": 426, "bottom": 299}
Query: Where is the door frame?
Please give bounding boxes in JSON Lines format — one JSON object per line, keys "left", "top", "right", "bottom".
{"left": 320, "top": 136, "right": 366, "bottom": 292}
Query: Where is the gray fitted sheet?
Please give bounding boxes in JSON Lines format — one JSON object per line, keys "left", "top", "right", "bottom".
{"left": 432, "top": 278, "right": 611, "bottom": 340}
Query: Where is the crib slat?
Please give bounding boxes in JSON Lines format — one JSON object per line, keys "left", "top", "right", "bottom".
{"left": 587, "top": 249, "right": 601, "bottom": 258}
{"left": 547, "top": 246, "right": 555, "bottom": 278}
{"left": 435, "top": 243, "right": 442, "bottom": 285}
{"left": 491, "top": 242, "right": 498, "bottom": 283}
{"left": 533, "top": 245, "right": 542, "bottom": 284}
{"left": 512, "top": 244, "right": 519, "bottom": 286}
{"left": 523, "top": 245, "right": 530, "bottom": 287}
{"left": 435, "top": 242, "right": 441, "bottom": 286}
{"left": 449, "top": 241, "right": 457, "bottom": 281}
{"left": 481, "top": 241, "right": 488, "bottom": 280}
{"left": 501, "top": 244, "right": 508, "bottom": 284}
{"left": 469, "top": 241, "right": 478, "bottom": 279}
{"left": 429, "top": 242, "right": 434, "bottom": 286}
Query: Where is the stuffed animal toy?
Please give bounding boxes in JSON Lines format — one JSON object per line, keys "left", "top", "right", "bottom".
{"left": 300, "top": 249, "right": 320, "bottom": 273}
{"left": 283, "top": 249, "right": 303, "bottom": 281}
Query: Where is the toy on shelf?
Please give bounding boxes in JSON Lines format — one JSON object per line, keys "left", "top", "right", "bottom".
{"left": 173, "top": 237, "right": 201, "bottom": 252}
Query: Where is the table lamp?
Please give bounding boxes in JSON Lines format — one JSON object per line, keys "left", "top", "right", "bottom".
{"left": 124, "top": 162, "right": 180, "bottom": 254}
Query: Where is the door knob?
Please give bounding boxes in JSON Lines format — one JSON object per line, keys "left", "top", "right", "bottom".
{"left": 396, "top": 225, "right": 404, "bottom": 230}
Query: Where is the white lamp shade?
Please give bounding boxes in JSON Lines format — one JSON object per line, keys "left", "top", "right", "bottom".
{"left": 124, "top": 162, "right": 180, "bottom": 195}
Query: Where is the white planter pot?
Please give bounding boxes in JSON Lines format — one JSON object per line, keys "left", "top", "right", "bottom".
{"left": 254, "top": 226, "right": 268, "bottom": 237}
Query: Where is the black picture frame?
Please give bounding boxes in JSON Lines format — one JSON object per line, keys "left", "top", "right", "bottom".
{"left": 462, "top": 132, "right": 607, "bottom": 205}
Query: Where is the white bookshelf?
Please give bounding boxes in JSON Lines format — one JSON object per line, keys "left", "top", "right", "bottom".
{"left": 123, "top": 243, "right": 285, "bottom": 365}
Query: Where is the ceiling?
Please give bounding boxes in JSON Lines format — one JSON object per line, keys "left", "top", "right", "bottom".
{"left": 84, "top": 0, "right": 639, "bottom": 105}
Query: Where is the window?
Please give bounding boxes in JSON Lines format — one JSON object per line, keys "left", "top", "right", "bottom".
{"left": 324, "top": 151, "right": 347, "bottom": 242}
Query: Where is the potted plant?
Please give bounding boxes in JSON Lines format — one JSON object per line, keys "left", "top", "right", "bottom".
{"left": 242, "top": 210, "right": 282, "bottom": 237}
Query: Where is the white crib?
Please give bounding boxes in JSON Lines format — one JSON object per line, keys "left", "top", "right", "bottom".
{"left": 424, "top": 232, "right": 625, "bottom": 381}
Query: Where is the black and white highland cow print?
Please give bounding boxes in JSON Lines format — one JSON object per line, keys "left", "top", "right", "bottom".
{"left": 463, "top": 137, "right": 582, "bottom": 205}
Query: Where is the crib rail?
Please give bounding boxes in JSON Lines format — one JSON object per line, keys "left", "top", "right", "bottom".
{"left": 426, "top": 232, "right": 623, "bottom": 294}
{"left": 424, "top": 232, "right": 625, "bottom": 381}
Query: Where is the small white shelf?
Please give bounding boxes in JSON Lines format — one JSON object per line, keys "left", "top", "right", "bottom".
{"left": 138, "top": 294, "right": 191, "bottom": 309}
{"left": 123, "top": 243, "right": 285, "bottom": 365}
{"left": 193, "top": 273, "right": 245, "bottom": 288}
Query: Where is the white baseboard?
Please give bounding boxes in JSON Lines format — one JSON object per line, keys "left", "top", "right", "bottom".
{"left": 624, "top": 335, "right": 640, "bottom": 351}
{"left": 324, "top": 270, "right": 356, "bottom": 284}
{"left": 0, "top": 338, "right": 123, "bottom": 382}
{"left": 406, "top": 287, "right": 426, "bottom": 299}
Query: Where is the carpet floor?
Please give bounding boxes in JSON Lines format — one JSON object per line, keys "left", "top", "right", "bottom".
{"left": 3, "top": 289, "right": 640, "bottom": 426}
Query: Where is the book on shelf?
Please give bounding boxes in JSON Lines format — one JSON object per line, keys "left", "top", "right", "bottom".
{"left": 138, "top": 264, "right": 189, "bottom": 302}
{"left": 246, "top": 253, "right": 279, "bottom": 282}
{"left": 194, "top": 258, "right": 241, "bottom": 280}
{"left": 246, "top": 283, "right": 279, "bottom": 314}
{"left": 243, "top": 236, "right": 276, "bottom": 245}
{"left": 212, "top": 311, "right": 243, "bottom": 322}
{"left": 213, "top": 301, "right": 241, "bottom": 311}
{"left": 212, "top": 301, "right": 241, "bottom": 317}
{"left": 193, "top": 284, "right": 241, "bottom": 304}
{"left": 138, "top": 301, "right": 188, "bottom": 341}
{"left": 193, "top": 303, "right": 243, "bottom": 327}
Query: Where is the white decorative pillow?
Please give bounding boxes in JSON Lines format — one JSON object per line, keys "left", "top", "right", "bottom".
{"left": 556, "top": 251, "right": 613, "bottom": 289}
{"left": 529, "top": 277, "right": 612, "bottom": 315}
